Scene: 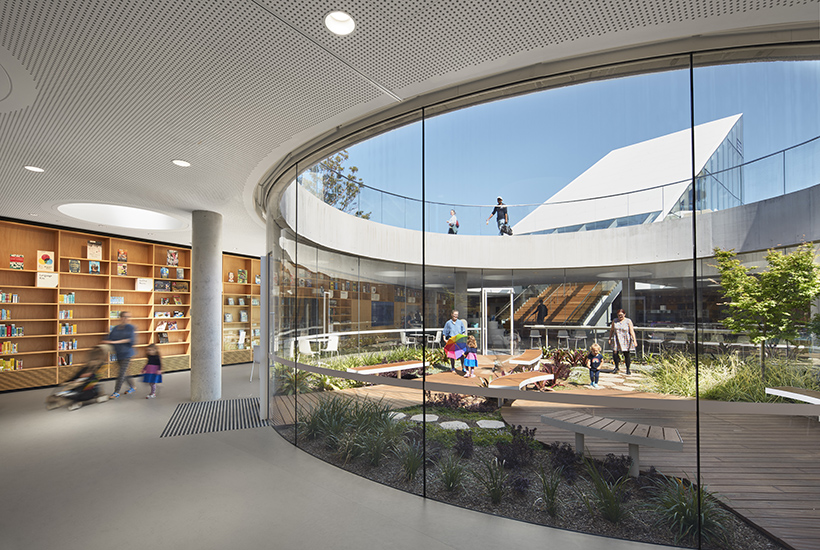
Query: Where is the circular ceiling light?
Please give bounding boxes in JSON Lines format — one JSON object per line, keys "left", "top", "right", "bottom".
{"left": 57, "top": 203, "right": 187, "bottom": 231}
{"left": 172, "top": 159, "right": 191, "bottom": 167}
{"left": 324, "top": 11, "right": 355, "bottom": 35}
{"left": 24, "top": 165, "right": 44, "bottom": 172}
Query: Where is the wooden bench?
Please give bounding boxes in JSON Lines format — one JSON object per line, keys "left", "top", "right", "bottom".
{"left": 766, "top": 386, "right": 820, "bottom": 419}
{"left": 541, "top": 410, "right": 683, "bottom": 477}
{"left": 488, "top": 371, "right": 555, "bottom": 390}
{"left": 347, "top": 361, "right": 427, "bottom": 379}
{"left": 507, "top": 349, "right": 543, "bottom": 370}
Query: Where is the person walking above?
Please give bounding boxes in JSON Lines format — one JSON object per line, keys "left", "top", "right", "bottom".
{"left": 485, "top": 196, "right": 509, "bottom": 235}
{"left": 102, "top": 311, "right": 136, "bottom": 398}
{"left": 446, "top": 209, "right": 459, "bottom": 234}
{"left": 442, "top": 309, "right": 467, "bottom": 373}
{"left": 608, "top": 308, "right": 637, "bottom": 375}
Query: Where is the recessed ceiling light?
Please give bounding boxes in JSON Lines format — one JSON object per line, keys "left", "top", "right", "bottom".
{"left": 24, "top": 165, "right": 44, "bottom": 172}
{"left": 324, "top": 11, "right": 355, "bottom": 35}
{"left": 172, "top": 159, "right": 191, "bottom": 167}
{"left": 29, "top": 213, "right": 38, "bottom": 216}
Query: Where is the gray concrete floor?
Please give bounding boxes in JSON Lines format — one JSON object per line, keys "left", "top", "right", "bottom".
{"left": 0, "top": 364, "right": 674, "bottom": 550}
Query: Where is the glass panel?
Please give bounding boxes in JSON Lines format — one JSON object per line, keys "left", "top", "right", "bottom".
{"left": 694, "top": 48, "right": 820, "bottom": 550}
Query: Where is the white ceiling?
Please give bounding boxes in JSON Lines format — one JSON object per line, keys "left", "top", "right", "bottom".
{"left": 0, "top": 0, "right": 816, "bottom": 256}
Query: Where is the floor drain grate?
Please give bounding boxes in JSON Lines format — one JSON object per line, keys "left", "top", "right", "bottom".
{"left": 160, "top": 397, "right": 268, "bottom": 438}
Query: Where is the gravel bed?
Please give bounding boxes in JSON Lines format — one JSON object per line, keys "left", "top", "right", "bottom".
{"left": 277, "top": 425, "right": 788, "bottom": 550}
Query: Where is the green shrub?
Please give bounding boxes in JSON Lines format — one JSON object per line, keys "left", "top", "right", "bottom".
{"left": 437, "top": 452, "right": 467, "bottom": 492}
{"left": 534, "top": 464, "right": 562, "bottom": 517}
{"left": 473, "top": 457, "right": 508, "bottom": 504}
{"left": 357, "top": 429, "right": 395, "bottom": 466}
{"left": 394, "top": 439, "right": 425, "bottom": 481}
{"left": 577, "top": 455, "right": 630, "bottom": 524}
{"left": 646, "top": 475, "right": 730, "bottom": 546}
{"left": 275, "top": 367, "right": 311, "bottom": 395}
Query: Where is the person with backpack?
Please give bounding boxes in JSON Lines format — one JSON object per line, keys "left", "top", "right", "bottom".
{"left": 447, "top": 209, "right": 459, "bottom": 234}
{"left": 486, "top": 196, "right": 510, "bottom": 235}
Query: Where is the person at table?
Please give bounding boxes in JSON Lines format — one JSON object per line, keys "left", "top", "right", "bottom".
{"left": 608, "top": 308, "right": 637, "bottom": 375}
{"left": 442, "top": 309, "right": 467, "bottom": 373}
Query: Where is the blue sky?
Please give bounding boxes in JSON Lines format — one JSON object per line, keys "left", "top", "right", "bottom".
{"left": 343, "top": 60, "right": 819, "bottom": 212}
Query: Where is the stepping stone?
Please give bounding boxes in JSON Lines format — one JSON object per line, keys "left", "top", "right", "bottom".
{"left": 410, "top": 414, "right": 438, "bottom": 423}
{"left": 389, "top": 412, "right": 406, "bottom": 421}
{"left": 476, "top": 420, "right": 505, "bottom": 429}
{"left": 439, "top": 421, "right": 470, "bottom": 430}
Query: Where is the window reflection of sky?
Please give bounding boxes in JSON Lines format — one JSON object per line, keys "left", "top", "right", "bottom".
{"left": 343, "top": 61, "right": 820, "bottom": 209}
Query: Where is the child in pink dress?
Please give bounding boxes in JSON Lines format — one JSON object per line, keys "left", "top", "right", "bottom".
{"left": 462, "top": 335, "right": 479, "bottom": 378}
{"left": 142, "top": 343, "right": 163, "bottom": 398}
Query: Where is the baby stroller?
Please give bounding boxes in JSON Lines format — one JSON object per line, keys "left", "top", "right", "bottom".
{"left": 46, "top": 344, "right": 112, "bottom": 411}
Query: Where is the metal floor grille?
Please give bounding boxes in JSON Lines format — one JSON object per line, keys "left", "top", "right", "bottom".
{"left": 160, "top": 397, "right": 268, "bottom": 438}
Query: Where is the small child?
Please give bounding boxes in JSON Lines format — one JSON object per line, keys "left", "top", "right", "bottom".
{"left": 585, "top": 343, "right": 603, "bottom": 388}
{"left": 462, "top": 335, "right": 479, "bottom": 378}
{"left": 142, "top": 343, "right": 163, "bottom": 398}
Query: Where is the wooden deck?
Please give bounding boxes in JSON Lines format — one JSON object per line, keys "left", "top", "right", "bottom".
{"left": 271, "top": 370, "right": 820, "bottom": 550}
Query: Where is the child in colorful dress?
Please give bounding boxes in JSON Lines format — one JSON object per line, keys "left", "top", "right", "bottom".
{"left": 142, "top": 343, "right": 163, "bottom": 398}
{"left": 463, "top": 335, "right": 479, "bottom": 378}
{"left": 585, "top": 343, "right": 603, "bottom": 388}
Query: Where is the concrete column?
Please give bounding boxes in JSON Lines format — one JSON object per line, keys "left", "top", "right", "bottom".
{"left": 191, "top": 210, "right": 223, "bottom": 401}
{"left": 621, "top": 278, "right": 637, "bottom": 319}
{"left": 454, "top": 271, "right": 468, "bottom": 320}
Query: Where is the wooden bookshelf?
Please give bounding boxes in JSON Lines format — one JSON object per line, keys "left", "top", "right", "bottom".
{"left": 0, "top": 221, "right": 197, "bottom": 391}
{"left": 222, "top": 254, "right": 260, "bottom": 365}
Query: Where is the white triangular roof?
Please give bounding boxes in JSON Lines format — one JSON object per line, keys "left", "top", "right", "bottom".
{"left": 515, "top": 114, "right": 742, "bottom": 234}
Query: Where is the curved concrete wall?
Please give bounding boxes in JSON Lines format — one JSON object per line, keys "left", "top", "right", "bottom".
{"left": 280, "top": 183, "right": 819, "bottom": 269}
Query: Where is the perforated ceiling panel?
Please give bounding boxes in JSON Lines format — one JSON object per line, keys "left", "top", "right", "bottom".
{"left": 257, "top": 0, "right": 816, "bottom": 92}
{"left": 0, "top": 0, "right": 815, "bottom": 254}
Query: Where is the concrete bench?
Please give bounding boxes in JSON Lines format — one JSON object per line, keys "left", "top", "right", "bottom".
{"left": 347, "top": 361, "right": 427, "bottom": 379}
{"left": 541, "top": 410, "right": 683, "bottom": 477}
{"left": 766, "top": 386, "right": 820, "bottom": 419}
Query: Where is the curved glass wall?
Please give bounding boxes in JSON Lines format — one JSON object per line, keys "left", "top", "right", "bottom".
{"left": 266, "top": 44, "right": 820, "bottom": 550}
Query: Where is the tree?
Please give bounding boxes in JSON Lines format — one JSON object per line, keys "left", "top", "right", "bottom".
{"left": 302, "top": 150, "right": 370, "bottom": 219}
{"left": 713, "top": 243, "right": 820, "bottom": 378}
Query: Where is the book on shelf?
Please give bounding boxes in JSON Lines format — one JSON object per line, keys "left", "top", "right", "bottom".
{"left": 160, "top": 297, "right": 170, "bottom": 305}
{"left": 36, "top": 272, "right": 59, "bottom": 288}
{"left": 155, "top": 321, "right": 167, "bottom": 331}
{"left": 173, "top": 310, "right": 184, "bottom": 317}
{"left": 172, "top": 295, "right": 182, "bottom": 305}
{"left": 176, "top": 268, "right": 184, "bottom": 279}
{"left": 158, "top": 332, "right": 169, "bottom": 344}
{"left": 238, "top": 329, "right": 246, "bottom": 346}
{"left": 238, "top": 269, "right": 247, "bottom": 283}
{"left": 9, "top": 254, "right": 24, "bottom": 270}
{"left": 251, "top": 298, "right": 260, "bottom": 306}
{"left": 228, "top": 271, "right": 235, "bottom": 283}
{"left": 227, "top": 297, "right": 235, "bottom": 306}
{"left": 239, "top": 310, "right": 248, "bottom": 322}
{"left": 160, "top": 267, "right": 169, "bottom": 279}
{"left": 224, "top": 313, "right": 233, "bottom": 323}
{"left": 238, "top": 298, "right": 245, "bottom": 306}
{"left": 37, "top": 250, "right": 55, "bottom": 272}
{"left": 89, "top": 261, "right": 100, "bottom": 275}
{"left": 87, "top": 241, "right": 102, "bottom": 260}
{"left": 154, "top": 280, "right": 171, "bottom": 292}
{"left": 171, "top": 281, "right": 188, "bottom": 292}
{"left": 154, "top": 311, "right": 170, "bottom": 318}
{"left": 117, "top": 249, "right": 127, "bottom": 262}
{"left": 117, "top": 263, "right": 127, "bottom": 276}
{"left": 255, "top": 274, "right": 261, "bottom": 285}
{"left": 166, "top": 249, "right": 179, "bottom": 266}
{"left": 135, "top": 277, "right": 152, "bottom": 291}
{"left": 167, "top": 321, "right": 177, "bottom": 330}
{"left": 68, "top": 259, "right": 80, "bottom": 273}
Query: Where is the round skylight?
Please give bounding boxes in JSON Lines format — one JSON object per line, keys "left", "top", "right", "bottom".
{"left": 57, "top": 203, "right": 187, "bottom": 230}
{"left": 324, "top": 11, "right": 355, "bottom": 35}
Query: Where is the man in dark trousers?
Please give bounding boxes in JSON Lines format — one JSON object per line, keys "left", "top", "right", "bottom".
{"left": 535, "top": 299, "right": 548, "bottom": 324}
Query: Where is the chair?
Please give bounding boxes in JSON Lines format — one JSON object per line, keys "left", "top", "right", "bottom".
{"left": 557, "top": 330, "right": 570, "bottom": 349}
{"left": 297, "top": 338, "right": 315, "bottom": 357}
{"left": 645, "top": 332, "right": 665, "bottom": 354}
{"left": 322, "top": 334, "right": 339, "bottom": 357}
{"left": 426, "top": 330, "right": 442, "bottom": 348}
{"left": 528, "top": 329, "right": 543, "bottom": 349}
{"left": 568, "top": 330, "right": 587, "bottom": 350}
{"left": 400, "top": 330, "right": 418, "bottom": 348}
